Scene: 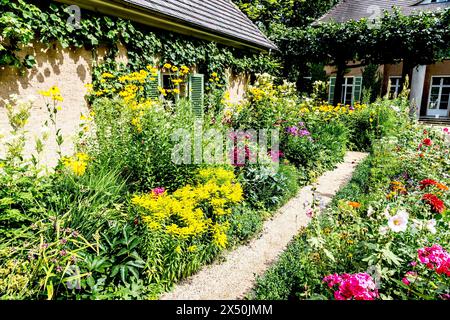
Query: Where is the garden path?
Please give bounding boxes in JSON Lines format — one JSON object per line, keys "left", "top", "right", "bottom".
{"left": 161, "top": 151, "right": 368, "bottom": 300}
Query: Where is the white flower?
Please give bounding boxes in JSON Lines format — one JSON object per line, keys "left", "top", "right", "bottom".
{"left": 379, "top": 226, "right": 389, "bottom": 235}
{"left": 426, "top": 219, "right": 437, "bottom": 234}
{"left": 388, "top": 210, "right": 409, "bottom": 233}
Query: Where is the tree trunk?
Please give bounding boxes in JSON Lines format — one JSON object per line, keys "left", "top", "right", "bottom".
{"left": 333, "top": 61, "right": 346, "bottom": 106}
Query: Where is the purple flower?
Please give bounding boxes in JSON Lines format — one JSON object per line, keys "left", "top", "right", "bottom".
{"left": 60, "top": 238, "right": 67, "bottom": 245}
{"left": 60, "top": 250, "right": 67, "bottom": 257}
{"left": 299, "top": 129, "right": 311, "bottom": 137}
{"left": 286, "top": 126, "right": 299, "bottom": 136}
{"left": 298, "top": 122, "right": 305, "bottom": 128}
{"left": 41, "top": 243, "right": 49, "bottom": 249}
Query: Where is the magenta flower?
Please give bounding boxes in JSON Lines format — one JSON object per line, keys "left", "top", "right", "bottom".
{"left": 417, "top": 244, "right": 450, "bottom": 276}
{"left": 151, "top": 187, "right": 166, "bottom": 197}
{"left": 323, "top": 273, "right": 379, "bottom": 300}
{"left": 328, "top": 273, "right": 378, "bottom": 300}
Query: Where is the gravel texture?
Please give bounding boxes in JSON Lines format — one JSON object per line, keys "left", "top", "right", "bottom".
{"left": 161, "top": 152, "right": 368, "bottom": 300}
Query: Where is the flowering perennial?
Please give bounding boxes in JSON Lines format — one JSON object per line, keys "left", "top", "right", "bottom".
{"left": 419, "top": 179, "right": 449, "bottom": 191}
{"left": 323, "top": 273, "right": 379, "bottom": 300}
{"left": 422, "top": 194, "right": 446, "bottom": 214}
{"left": 61, "top": 153, "right": 90, "bottom": 176}
{"left": 132, "top": 168, "right": 243, "bottom": 249}
{"left": 417, "top": 245, "right": 450, "bottom": 276}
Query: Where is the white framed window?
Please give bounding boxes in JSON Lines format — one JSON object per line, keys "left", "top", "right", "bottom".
{"left": 341, "top": 77, "right": 354, "bottom": 105}
{"left": 389, "top": 76, "right": 402, "bottom": 97}
{"left": 329, "top": 76, "right": 363, "bottom": 105}
{"left": 428, "top": 76, "right": 450, "bottom": 116}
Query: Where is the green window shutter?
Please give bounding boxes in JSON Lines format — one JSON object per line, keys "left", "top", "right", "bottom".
{"left": 148, "top": 71, "right": 161, "bottom": 99}
{"left": 352, "top": 76, "right": 363, "bottom": 104}
{"left": 189, "top": 74, "right": 204, "bottom": 118}
{"left": 329, "top": 77, "right": 336, "bottom": 104}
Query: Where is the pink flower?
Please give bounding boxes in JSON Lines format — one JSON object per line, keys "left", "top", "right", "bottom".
{"left": 151, "top": 187, "right": 166, "bottom": 197}
{"left": 417, "top": 244, "right": 450, "bottom": 276}
{"left": 402, "top": 271, "right": 418, "bottom": 286}
{"left": 323, "top": 273, "right": 379, "bottom": 300}
{"left": 306, "top": 208, "right": 314, "bottom": 218}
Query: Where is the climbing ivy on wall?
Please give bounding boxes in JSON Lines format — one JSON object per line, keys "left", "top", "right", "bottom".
{"left": 0, "top": 0, "right": 280, "bottom": 81}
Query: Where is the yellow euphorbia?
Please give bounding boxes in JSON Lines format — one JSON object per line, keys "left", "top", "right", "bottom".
{"left": 132, "top": 168, "right": 243, "bottom": 249}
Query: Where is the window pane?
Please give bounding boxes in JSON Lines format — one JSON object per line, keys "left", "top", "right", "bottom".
{"left": 432, "top": 77, "right": 442, "bottom": 86}
{"left": 346, "top": 78, "right": 354, "bottom": 85}
{"left": 429, "top": 95, "right": 439, "bottom": 109}
{"left": 443, "top": 77, "right": 450, "bottom": 86}
{"left": 439, "top": 101, "right": 449, "bottom": 110}
{"left": 431, "top": 87, "right": 440, "bottom": 95}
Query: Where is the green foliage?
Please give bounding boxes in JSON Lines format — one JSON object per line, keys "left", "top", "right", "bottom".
{"left": 90, "top": 98, "right": 202, "bottom": 192}
{"left": 234, "top": 0, "right": 339, "bottom": 83}
{"left": 1, "top": 1, "right": 279, "bottom": 77}
{"left": 239, "top": 164, "right": 299, "bottom": 211}
{"left": 345, "top": 97, "right": 411, "bottom": 151}
{"left": 253, "top": 122, "right": 450, "bottom": 300}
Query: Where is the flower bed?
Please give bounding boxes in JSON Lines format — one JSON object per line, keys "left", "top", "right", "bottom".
{"left": 252, "top": 125, "right": 450, "bottom": 300}
{"left": 0, "top": 70, "right": 411, "bottom": 299}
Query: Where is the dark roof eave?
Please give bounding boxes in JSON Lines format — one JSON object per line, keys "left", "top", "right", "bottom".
{"left": 55, "top": 0, "right": 278, "bottom": 52}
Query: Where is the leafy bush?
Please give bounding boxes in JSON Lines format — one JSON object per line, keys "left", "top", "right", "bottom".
{"left": 91, "top": 98, "right": 201, "bottom": 192}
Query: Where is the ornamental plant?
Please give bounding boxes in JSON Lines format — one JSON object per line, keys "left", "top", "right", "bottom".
{"left": 132, "top": 167, "right": 244, "bottom": 249}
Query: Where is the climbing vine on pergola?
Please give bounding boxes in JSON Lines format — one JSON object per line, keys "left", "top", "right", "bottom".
{"left": 282, "top": 8, "right": 450, "bottom": 105}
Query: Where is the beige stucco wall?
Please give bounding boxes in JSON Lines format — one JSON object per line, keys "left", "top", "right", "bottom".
{"left": 0, "top": 41, "right": 128, "bottom": 167}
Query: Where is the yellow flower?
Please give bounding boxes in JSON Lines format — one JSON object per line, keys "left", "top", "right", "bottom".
{"left": 101, "top": 72, "right": 115, "bottom": 79}
{"left": 158, "top": 87, "right": 167, "bottom": 96}
{"left": 171, "top": 66, "right": 179, "bottom": 72}
{"left": 175, "top": 246, "right": 182, "bottom": 254}
{"left": 62, "top": 153, "right": 90, "bottom": 176}
{"left": 38, "top": 90, "right": 51, "bottom": 97}
{"left": 56, "top": 106, "right": 62, "bottom": 111}
{"left": 49, "top": 86, "right": 60, "bottom": 96}
{"left": 172, "top": 78, "right": 183, "bottom": 85}
{"left": 85, "top": 83, "right": 94, "bottom": 92}
{"left": 163, "top": 63, "right": 172, "bottom": 69}
{"left": 172, "top": 88, "right": 180, "bottom": 94}
{"left": 211, "top": 72, "right": 218, "bottom": 78}
{"left": 180, "top": 66, "right": 190, "bottom": 74}
{"left": 53, "top": 95, "right": 64, "bottom": 102}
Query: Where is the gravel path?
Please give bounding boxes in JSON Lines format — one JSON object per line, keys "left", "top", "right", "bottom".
{"left": 161, "top": 152, "right": 368, "bottom": 300}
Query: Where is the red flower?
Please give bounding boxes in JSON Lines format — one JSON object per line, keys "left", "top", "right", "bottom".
{"left": 420, "top": 179, "right": 439, "bottom": 190}
{"left": 419, "top": 179, "right": 449, "bottom": 191}
{"left": 423, "top": 138, "right": 433, "bottom": 147}
{"left": 423, "top": 129, "right": 428, "bottom": 135}
{"left": 423, "top": 194, "right": 446, "bottom": 214}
